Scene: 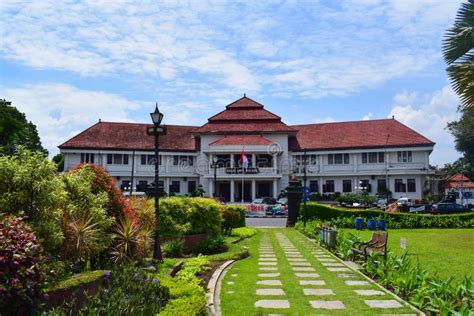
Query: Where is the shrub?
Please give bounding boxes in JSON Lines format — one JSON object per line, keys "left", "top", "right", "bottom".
{"left": 70, "top": 163, "right": 132, "bottom": 220}
{"left": 294, "top": 219, "right": 323, "bottom": 239}
{"left": 231, "top": 227, "right": 257, "bottom": 239}
{"left": 44, "top": 268, "right": 169, "bottom": 315}
{"left": 0, "top": 216, "right": 45, "bottom": 315}
{"left": 222, "top": 205, "right": 245, "bottom": 235}
{"left": 162, "top": 239, "right": 184, "bottom": 258}
{"left": 0, "top": 147, "right": 64, "bottom": 251}
{"left": 186, "top": 198, "right": 223, "bottom": 235}
{"left": 196, "top": 235, "right": 228, "bottom": 255}
{"left": 60, "top": 168, "right": 113, "bottom": 265}
{"left": 159, "top": 197, "right": 223, "bottom": 237}
{"left": 302, "top": 202, "right": 474, "bottom": 228}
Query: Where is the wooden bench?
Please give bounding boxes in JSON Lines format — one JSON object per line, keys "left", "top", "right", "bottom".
{"left": 351, "top": 231, "right": 388, "bottom": 262}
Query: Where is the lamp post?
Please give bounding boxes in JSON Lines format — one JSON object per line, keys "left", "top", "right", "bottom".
{"left": 303, "top": 149, "right": 308, "bottom": 227}
{"left": 211, "top": 156, "right": 218, "bottom": 198}
{"left": 150, "top": 103, "right": 164, "bottom": 261}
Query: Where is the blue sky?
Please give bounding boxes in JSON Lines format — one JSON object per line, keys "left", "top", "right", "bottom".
{"left": 0, "top": 0, "right": 463, "bottom": 165}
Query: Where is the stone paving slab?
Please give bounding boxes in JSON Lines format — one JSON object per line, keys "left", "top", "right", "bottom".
{"left": 337, "top": 273, "right": 357, "bottom": 278}
{"left": 288, "top": 262, "right": 311, "bottom": 266}
{"left": 320, "top": 262, "right": 345, "bottom": 267}
{"left": 295, "top": 273, "right": 320, "bottom": 278}
{"left": 345, "top": 280, "right": 370, "bottom": 286}
{"left": 259, "top": 258, "right": 277, "bottom": 261}
{"left": 258, "top": 273, "right": 280, "bottom": 277}
{"left": 317, "top": 258, "right": 337, "bottom": 262}
{"left": 299, "top": 280, "right": 326, "bottom": 286}
{"left": 255, "top": 300, "right": 290, "bottom": 309}
{"left": 259, "top": 261, "right": 277, "bottom": 266}
{"left": 292, "top": 267, "right": 316, "bottom": 272}
{"left": 354, "top": 290, "right": 386, "bottom": 296}
{"left": 260, "top": 254, "right": 276, "bottom": 257}
{"left": 327, "top": 267, "right": 350, "bottom": 272}
{"left": 259, "top": 267, "right": 278, "bottom": 271}
{"left": 309, "top": 300, "right": 346, "bottom": 309}
{"left": 257, "top": 280, "right": 283, "bottom": 286}
{"left": 364, "top": 300, "right": 404, "bottom": 308}
{"left": 256, "top": 288, "right": 286, "bottom": 296}
{"left": 287, "top": 258, "right": 307, "bottom": 262}
{"left": 303, "top": 289, "right": 335, "bottom": 296}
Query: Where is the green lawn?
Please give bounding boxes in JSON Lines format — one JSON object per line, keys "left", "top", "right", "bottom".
{"left": 220, "top": 228, "right": 418, "bottom": 315}
{"left": 341, "top": 228, "right": 474, "bottom": 281}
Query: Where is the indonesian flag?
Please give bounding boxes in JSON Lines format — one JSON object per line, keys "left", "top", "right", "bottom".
{"left": 240, "top": 147, "right": 249, "bottom": 169}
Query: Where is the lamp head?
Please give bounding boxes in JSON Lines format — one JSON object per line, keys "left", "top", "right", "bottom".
{"left": 150, "top": 103, "right": 164, "bottom": 125}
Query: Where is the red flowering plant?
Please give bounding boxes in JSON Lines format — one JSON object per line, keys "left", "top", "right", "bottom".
{"left": 0, "top": 216, "right": 45, "bottom": 315}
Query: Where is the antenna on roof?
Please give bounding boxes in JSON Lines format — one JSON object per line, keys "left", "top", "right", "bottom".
{"left": 244, "top": 93, "right": 246, "bottom": 97}
{"left": 392, "top": 115, "right": 395, "bottom": 119}
{"left": 99, "top": 118, "right": 101, "bottom": 123}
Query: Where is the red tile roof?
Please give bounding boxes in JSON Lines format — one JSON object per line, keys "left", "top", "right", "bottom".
{"left": 194, "top": 96, "right": 295, "bottom": 134}
{"left": 209, "top": 135, "right": 275, "bottom": 146}
{"left": 443, "top": 173, "right": 474, "bottom": 189}
{"left": 59, "top": 122, "right": 198, "bottom": 152}
{"left": 289, "top": 119, "right": 434, "bottom": 151}
{"left": 59, "top": 97, "right": 435, "bottom": 152}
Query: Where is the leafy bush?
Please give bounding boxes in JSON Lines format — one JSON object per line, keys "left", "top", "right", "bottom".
{"left": 44, "top": 268, "right": 169, "bottom": 315}
{"left": 294, "top": 219, "right": 323, "bottom": 239}
{"left": 222, "top": 205, "right": 245, "bottom": 235}
{"left": 162, "top": 239, "right": 184, "bottom": 258}
{"left": 70, "top": 163, "right": 133, "bottom": 220}
{"left": 231, "top": 227, "right": 257, "bottom": 239}
{"left": 303, "top": 202, "right": 474, "bottom": 228}
{"left": 196, "top": 235, "right": 228, "bottom": 255}
{"left": 159, "top": 197, "right": 223, "bottom": 237}
{"left": 60, "top": 168, "right": 113, "bottom": 265}
{"left": 160, "top": 255, "right": 209, "bottom": 316}
{"left": 0, "top": 147, "right": 64, "bottom": 251}
{"left": 336, "top": 192, "right": 376, "bottom": 206}
{"left": 0, "top": 216, "right": 45, "bottom": 315}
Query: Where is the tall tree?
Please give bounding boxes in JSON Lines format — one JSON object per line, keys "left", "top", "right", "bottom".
{"left": 443, "top": 1, "right": 474, "bottom": 108}
{"left": 0, "top": 99, "right": 47, "bottom": 155}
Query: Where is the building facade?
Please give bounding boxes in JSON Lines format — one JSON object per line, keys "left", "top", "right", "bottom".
{"left": 59, "top": 96, "right": 435, "bottom": 201}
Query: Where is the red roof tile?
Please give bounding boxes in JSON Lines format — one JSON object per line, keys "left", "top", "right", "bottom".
{"left": 209, "top": 135, "right": 275, "bottom": 146}
{"left": 59, "top": 122, "right": 198, "bottom": 151}
{"left": 289, "top": 119, "right": 434, "bottom": 151}
{"left": 226, "top": 96, "right": 264, "bottom": 108}
{"left": 195, "top": 95, "right": 295, "bottom": 134}
{"left": 443, "top": 173, "right": 474, "bottom": 188}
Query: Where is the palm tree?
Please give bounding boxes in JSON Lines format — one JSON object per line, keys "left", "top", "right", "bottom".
{"left": 443, "top": 1, "right": 474, "bottom": 108}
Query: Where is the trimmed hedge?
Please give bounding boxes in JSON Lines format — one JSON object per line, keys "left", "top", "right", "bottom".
{"left": 301, "top": 202, "right": 474, "bottom": 228}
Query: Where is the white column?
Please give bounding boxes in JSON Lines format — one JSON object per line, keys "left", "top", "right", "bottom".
{"left": 209, "top": 180, "right": 214, "bottom": 198}
{"left": 165, "top": 178, "right": 170, "bottom": 194}
{"left": 230, "top": 154, "right": 235, "bottom": 167}
{"left": 251, "top": 179, "right": 256, "bottom": 200}
{"left": 353, "top": 153, "right": 358, "bottom": 172}
{"left": 230, "top": 179, "right": 235, "bottom": 203}
{"left": 319, "top": 176, "right": 324, "bottom": 193}
{"left": 273, "top": 179, "right": 278, "bottom": 199}
{"left": 252, "top": 154, "right": 256, "bottom": 168}
{"left": 272, "top": 154, "right": 277, "bottom": 173}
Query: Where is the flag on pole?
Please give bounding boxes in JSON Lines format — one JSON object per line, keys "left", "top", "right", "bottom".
{"left": 240, "top": 148, "right": 249, "bottom": 169}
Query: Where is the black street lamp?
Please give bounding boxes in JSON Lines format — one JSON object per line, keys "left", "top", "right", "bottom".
{"left": 211, "top": 156, "right": 218, "bottom": 198}
{"left": 150, "top": 103, "right": 164, "bottom": 261}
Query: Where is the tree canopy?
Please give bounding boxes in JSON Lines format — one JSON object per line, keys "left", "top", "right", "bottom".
{"left": 0, "top": 99, "right": 47, "bottom": 155}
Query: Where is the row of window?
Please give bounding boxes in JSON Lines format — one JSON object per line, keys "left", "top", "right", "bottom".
{"left": 121, "top": 180, "right": 196, "bottom": 194}
{"left": 306, "top": 178, "right": 416, "bottom": 193}
{"left": 213, "top": 154, "right": 274, "bottom": 168}
{"left": 79, "top": 151, "right": 415, "bottom": 166}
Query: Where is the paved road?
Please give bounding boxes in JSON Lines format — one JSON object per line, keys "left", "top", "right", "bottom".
{"left": 246, "top": 217, "right": 287, "bottom": 227}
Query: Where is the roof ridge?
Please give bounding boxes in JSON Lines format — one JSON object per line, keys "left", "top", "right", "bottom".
{"left": 291, "top": 118, "right": 394, "bottom": 127}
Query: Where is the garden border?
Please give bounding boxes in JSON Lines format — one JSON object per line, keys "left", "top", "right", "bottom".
{"left": 302, "top": 234, "right": 425, "bottom": 316}
{"left": 206, "top": 260, "right": 235, "bottom": 316}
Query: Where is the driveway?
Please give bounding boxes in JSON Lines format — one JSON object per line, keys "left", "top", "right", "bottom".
{"left": 246, "top": 217, "right": 287, "bottom": 227}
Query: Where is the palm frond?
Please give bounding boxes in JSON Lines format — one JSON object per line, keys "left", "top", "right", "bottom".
{"left": 443, "top": 1, "right": 474, "bottom": 64}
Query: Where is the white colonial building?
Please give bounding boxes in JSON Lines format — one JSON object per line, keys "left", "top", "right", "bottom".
{"left": 59, "top": 96, "right": 435, "bottom": 201}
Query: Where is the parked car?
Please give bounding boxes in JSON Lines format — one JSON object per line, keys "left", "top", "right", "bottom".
{"left": 252, "top": 197, "right": 277, "bottom": 205}
{"left": 265, "top": 203, "right": 288, "bottom": 216}
{"left": 376, "top": 195, "right": 389, "bottom": 208}
{"left": 431, "top": 202, "right": 472, "bottom": 214}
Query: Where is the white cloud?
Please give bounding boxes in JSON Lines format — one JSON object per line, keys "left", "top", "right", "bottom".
{"left": 363, "top": 112, "right": 373, "bottom": 120}
{"left": 314, "top": 116, "right": 336, "bottom": 124}
{"left": 388, "top": 85, "right": 461, "bottom": 166}
{"left": 0, "top": 1, "right": 462, "bottom": 98}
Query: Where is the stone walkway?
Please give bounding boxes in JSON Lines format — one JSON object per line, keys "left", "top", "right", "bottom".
{"left": 220, "top": 228, "right": 421, "bottom": 315}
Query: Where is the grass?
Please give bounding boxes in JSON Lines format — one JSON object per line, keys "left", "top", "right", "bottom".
{"left": 220, "top": 228, "right": 418, "bottom": 315}
{"left": 341, "top": 228, "right": 474, "bottom": 280}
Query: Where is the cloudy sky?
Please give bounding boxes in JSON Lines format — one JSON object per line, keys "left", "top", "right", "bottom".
{"left": 0, "top": 0, "right": 463, "bottom": 165}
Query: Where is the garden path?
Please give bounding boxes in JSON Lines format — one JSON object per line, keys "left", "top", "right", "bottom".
{"left": 220, "top": 228, "right": 421, "bottom": 315}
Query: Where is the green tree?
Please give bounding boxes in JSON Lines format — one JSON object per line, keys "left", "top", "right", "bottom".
{"left": 0, "top": 99, "right": 47, "bottom": 155}
{"left": 0, "top": 146, "right": 64, "bottom": 251}
{"left": 443, "top": 1, "right": 474, "bottom": 108}
{"left": 52, "top": 153, "right": 65, "bottom": 172}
